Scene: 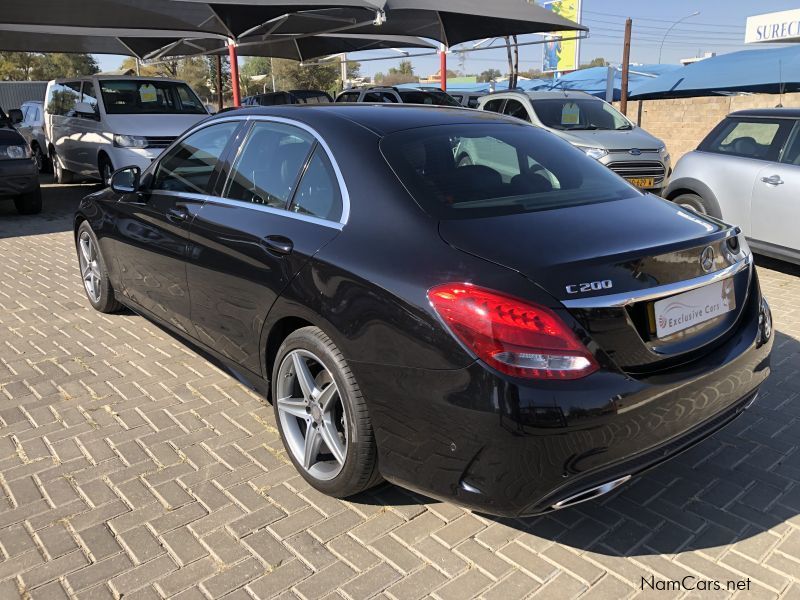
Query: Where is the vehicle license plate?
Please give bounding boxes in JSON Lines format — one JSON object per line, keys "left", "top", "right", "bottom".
{"left": 627, "top": 177, "right": 655, "bottom": 188}
{"left": 654, "top": 279, "right": 736, "bottom": 338}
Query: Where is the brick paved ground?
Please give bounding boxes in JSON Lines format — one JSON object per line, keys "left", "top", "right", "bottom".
{"left": 0, "top": 179, "right": 799, "bottom": 600}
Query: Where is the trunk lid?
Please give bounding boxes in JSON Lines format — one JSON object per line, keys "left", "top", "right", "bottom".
{"left": 439, "top": 195, "right": 753, "bottom": 373}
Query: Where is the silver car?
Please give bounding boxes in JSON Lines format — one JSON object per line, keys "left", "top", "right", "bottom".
{"left": 15, "top": 101, "right": 48, "bottom": 172}
{"left": 477, "top": 90, "right": 672, "bottom": 195}
{"left": 666, "top": 108, "right": 800, "bottom": 265}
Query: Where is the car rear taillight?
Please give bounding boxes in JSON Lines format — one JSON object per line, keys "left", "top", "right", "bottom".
{"left": 428, "top": 284, "right": 598, "bottom": 380}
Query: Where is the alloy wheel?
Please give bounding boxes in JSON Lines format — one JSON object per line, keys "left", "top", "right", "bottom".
{"left": 679, "top": 201, "right": 706, "bottom": 215}
{"left": 276, "top": 349, "right": 348, "bottom": 481}
{"left": 101, "top": 162, "right": 113, "bottom": 186}
{"left": 78, "top": 231, "right": 102, "bottom": 304}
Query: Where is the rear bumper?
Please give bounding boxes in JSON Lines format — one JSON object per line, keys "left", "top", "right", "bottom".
{"left": 354, "top": 284, "right": 772, "bottom": 517}
{"left": 0, "top": 159, "right": 38, "bottom": 197}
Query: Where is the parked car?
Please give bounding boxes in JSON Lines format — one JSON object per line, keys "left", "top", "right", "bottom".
{"left": 335, "top": 86, "right": 461, "bottom": 106}
{"left": 449, "top": 91, "right": 486, "bottom": 109}
{"left": 75, "top": 104, "right": 772, "bottom": 517}
{"left": 478, "top": 90, "right": 672, "bottom": 195}
{"left": 15, "top": 101, "right": 49, "bottom": 172}
{"left": 44, "top": 76, "right": 209, "bottom": 185}
{"left": 0, "top": 106, "right": 41, "bottom": 214}
{"left": 243, "top": 90, "right": 333, "bottom": 106}
{"left": 667, "top": 108, "right": 800, "bottom": 265}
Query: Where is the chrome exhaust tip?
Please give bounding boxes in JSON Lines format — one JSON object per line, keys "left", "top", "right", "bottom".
{"left": 551, "top": 475, "right": 632, "bottom": 511}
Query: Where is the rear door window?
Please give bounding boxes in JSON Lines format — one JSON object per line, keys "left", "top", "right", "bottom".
{"left": 223, "top": 121, "right": 314, "bottom": 208}
{"left": 336, "top": 92, "right": 360, "bottom": 103}
{"left": 701, "top": 118, "right": 791, "bottom": 161}
{"left": 152, "top": 122, "right": 239, "bottom": 194}
{"left": 46, "top": 82, "right": 82, "bottom": 116}
{"left": 289, "top": 147, "right": 343, "bottom": 222}
{"left": 502, "top": 99, "right": 531, "bottom": 122}
{"left": 482, "top": 98, "right": 505, "bottom": 113}
{"left": 364, "top": 92, "right": 399, "bottom": 103}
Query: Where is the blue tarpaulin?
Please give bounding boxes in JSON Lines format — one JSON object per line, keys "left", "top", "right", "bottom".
{"left": 630, "top": 47, "right": 800, "bottom": 100}
{"left": 550, "top": 65, "right": 680, "bottom": 100}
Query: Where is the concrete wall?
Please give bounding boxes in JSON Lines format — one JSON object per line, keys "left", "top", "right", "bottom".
{"left": 613, "top": 92, "right": 800, "bottom": 163}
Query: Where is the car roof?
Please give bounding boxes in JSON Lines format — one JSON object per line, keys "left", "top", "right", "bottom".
{"left": 214, "top": 104, "right": 517, "bottom": 136}
{"left": 729, "top": 108, "right": 800, "bottom": 119}
{"left": 484, "top": 90, "right": 596, "bottom": 100}
{"left": 50, "top": 75, "right": 187, "bottom": 84}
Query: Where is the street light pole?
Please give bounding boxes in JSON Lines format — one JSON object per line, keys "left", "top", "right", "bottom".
{"left": 658, "top": 11, "right": 700, "bottom": 64}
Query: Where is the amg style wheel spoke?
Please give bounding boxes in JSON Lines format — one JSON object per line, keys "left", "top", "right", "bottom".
{"left": 317, "top": 382, "right": 338, "bottom": 412}
{"left": 319, "top": 419, "right": 346, "bottom": 465}
{"left": 292, "top": 352, "right": 318, "bottom": 400}
{"left": 303, "top": 424, "right": 322, "bottom": 470}
{"left": 276, "top": 396, "right": 308, "bottom": 420}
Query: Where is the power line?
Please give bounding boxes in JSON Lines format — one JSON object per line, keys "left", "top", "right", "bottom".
{"left": 582, "top": 9, "right": 745, "bottom": 29}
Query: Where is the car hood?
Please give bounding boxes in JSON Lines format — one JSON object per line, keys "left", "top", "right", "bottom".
{"left": 0, "top": 126, "right": 25, "bottom": 145}
{"left": 103, "top": 113, "right": 208, "bottom": 137}
{"left": 439, "top": 194, "right": 731, "bottom": 303}
{"left": 552, "top": 127, "right": 664, "bottom": 151}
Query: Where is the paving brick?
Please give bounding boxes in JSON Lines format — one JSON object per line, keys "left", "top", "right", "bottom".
{"left": 248, "top": 559, "right": 312, "bottom": 599}
{"left": 118, "top": 525, "right": 166, "bottom": 564}
{"left": 339, "top": 563, "right": 401, "bottom": 600}
{"left": 162, "top": 527, "right": 208, "bottom": 566}
{"left": 77, "top": 523, "right": 122, "bottom": 561}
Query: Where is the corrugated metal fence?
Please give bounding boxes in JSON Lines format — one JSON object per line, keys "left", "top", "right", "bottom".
{"left": 0, "top": 81, "right": 48, "bottom": 111}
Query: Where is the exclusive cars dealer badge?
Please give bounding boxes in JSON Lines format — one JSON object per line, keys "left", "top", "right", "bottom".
{"left": 701, "top": 246, "right": 716, "bottom": 273}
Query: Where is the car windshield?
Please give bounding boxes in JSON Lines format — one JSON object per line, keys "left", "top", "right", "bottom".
{"left": 99, "top": 80, "right": 206, "bottom": 115}
{"left": 530, "top": 98, "right": 632, "bottom": 131}
{"left": 381, "top": 123, "right": 640, "bottom": 220}
{"left": 398, "top": 91, "right": 461, "bottom": 107}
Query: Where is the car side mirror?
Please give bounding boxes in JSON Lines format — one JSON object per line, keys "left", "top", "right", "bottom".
{"left": 111, "top": 166, "right": 141, "bottom": 194}
{"left": 7, "top": 109, "right": 23, "bottom": 125}
{"left": 73, "top": 102, "right": 99, "bottom": 120}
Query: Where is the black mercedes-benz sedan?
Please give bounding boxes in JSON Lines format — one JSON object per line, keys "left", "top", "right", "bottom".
{"left": 74, "top": 104, "right": 773, "bottom": 517}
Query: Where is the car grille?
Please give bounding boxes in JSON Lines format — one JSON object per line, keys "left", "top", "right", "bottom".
{"left": 607, "top": 161, "right": 666, "bottom": 186}
{"left": 145, "top": 136, "right": 177, "bottom": 148}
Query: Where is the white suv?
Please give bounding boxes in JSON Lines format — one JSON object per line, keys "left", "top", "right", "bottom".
{"left": 477, "top": 90, "right": 672, "bottom": 195}
{"left": 44, "top": 76, "right": 209, "bottom": 184}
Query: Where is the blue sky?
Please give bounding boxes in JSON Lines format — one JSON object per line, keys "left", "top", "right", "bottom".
{"left": 94, "top": 1, "right": 799, "bottom": 78}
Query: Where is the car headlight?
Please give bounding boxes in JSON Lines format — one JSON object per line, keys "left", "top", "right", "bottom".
{"left": 576, "top": 146, "right": 608, "bottom": 160}
{"left": 659, "top": 145, "right": 671, "bottom": 162}
{"left": 114, "top": 134, "right": 149, "bottom": 149}
{"left": 0, "top": 144, "right": 32, "bottom": 160}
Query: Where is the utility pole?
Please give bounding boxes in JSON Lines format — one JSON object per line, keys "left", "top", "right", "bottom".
{"left": 620, "top": 18, "right": 632, "bottom": 116}
{"left": 215, "top": 55, "right": 223, "bottom": 112}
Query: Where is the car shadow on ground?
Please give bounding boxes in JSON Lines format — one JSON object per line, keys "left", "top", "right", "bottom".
{"left": 0, "top": 177, "right": 98, "bottom": 239}
{"left": 356, "top": 329, "right": 800, "bottom": 558}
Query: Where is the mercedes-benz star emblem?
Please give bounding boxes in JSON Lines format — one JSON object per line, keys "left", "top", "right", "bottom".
{"left": 701, "top": 246, "right": 715, "bottom": 273}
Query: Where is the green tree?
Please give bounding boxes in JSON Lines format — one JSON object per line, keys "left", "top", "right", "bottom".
{"left": 272, "top": 59, "right": 340, "bottom": 95}
{"left": 579, "top": 57, "right": 608, "bottom": 70}
{"left": 478, "top": 69, "right": 502, "bottom": 83}
{"left": 0, "top": 52, "right": 98, "bottom": 81}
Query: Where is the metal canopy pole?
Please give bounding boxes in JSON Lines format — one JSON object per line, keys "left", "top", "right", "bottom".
{"left": 440, "top": 44, "right": 447, "bottom": 91}
{"left": 228, "top": 41, "right": 241, "bottom": 106}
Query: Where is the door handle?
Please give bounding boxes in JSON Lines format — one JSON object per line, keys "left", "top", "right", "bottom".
{"left": 761, "top": 175, "right": 784, "bottom": 186}
{"left": 261, "top": 235, "right": 294, "bottom": 256}
{"left": 166, "top": 207, "right": 189, "bottom": 223}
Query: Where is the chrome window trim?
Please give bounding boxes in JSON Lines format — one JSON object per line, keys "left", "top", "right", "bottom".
{"left": 156, "top": 114, "right": 350, "bottom": 226}
{"left": 150, "top": 190, "right": 344, "bottom": 231}
{"left": 562, "top": 254, "right": 753, "bottom": 309}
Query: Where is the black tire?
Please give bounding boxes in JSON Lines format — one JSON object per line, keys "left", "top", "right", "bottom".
{"left": 53, "top": 152, "right": 74, "bottom": 184}
{"left": 75, "top": 221, "right": 123, "bottom": 314}
{"left": 673, "top": 193, "right": 716, "bottom": 217}
{"left": 31, "top": 144, "right": 49, "bottom": 173}
{"left": 14, "top": 187, "right": 42, "bottom": 215}
{"left": 272, "top": 326, "right": 381, "bottom": 497}
{"left": 99, "top": 156, "right": 114, "bottom": 187}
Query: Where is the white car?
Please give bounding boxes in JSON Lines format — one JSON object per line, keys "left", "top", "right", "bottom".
{"left": 44, "top": 76, "right": 209, "bottom": 184}
{"left": 666, "top": 108, "right": 800, "bottom": 265}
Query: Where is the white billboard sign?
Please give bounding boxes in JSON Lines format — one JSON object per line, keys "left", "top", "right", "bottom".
{"left": 746, "top": 9, "right": 800, "bottom": 44}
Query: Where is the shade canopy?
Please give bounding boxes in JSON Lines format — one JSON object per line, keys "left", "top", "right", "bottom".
{"left": 630, "top": 47, "right": 800, "bottom": 100}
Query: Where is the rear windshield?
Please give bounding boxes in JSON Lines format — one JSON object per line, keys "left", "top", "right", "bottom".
{"left": 531, "top": 98, "right": 632, "bottom": 131}
{"left": 381, "top": 123, "right": 640, "bottom": 220}
{"left": 398, "top": 91, "right": 461, "bottom": 107}
{"left": 99, "top": 80, "right": 206, "bottom": 115}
